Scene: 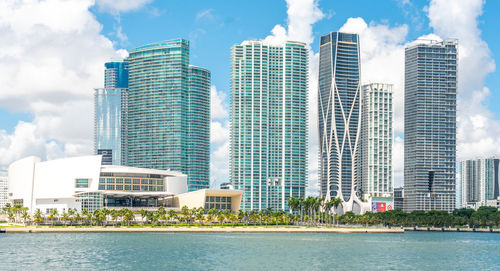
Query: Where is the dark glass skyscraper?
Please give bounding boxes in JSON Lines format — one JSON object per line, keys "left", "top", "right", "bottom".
{"left": 318, "top": 32, "right": 364, "bottom": 213}
{"left": 125, "top": 39, "right": 210, "bottom": 191}
{"left": 404, "top": 39, "right": 457, "bottom": 212}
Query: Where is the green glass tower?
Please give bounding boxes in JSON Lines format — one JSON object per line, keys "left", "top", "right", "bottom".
{"left": 126, "top": 39, "right": 210, "bottom": 191}
{"left": 230, "top": 40, "right": 308, "bottom": 211}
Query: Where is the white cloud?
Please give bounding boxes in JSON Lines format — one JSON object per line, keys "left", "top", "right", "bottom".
{"left": 95, "top": 0, "right": 153, "bottom": 14}
{"left": 338, "top": 0, "right": 498, "bottom": 188}
{"left": 339, "top": 18, "right": 408, "bottom": 187}
{"left": 210, "top": 85, "right": 228, "bottom": 120}
{"left": 0, "top": 0, "right": 124, "bottom": 168}
{"left": 209, "top": 84, "right": 230, "bottom": 187}
{"left": 426, "top": 0, "right": 498, "bottom": 162}
{"left": 196, "top": 8, "right": 215, "bottom": 22}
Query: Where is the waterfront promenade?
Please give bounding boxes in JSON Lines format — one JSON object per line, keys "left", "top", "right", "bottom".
{"left": 1, "top": 226, "right": 403, "bottom": 233}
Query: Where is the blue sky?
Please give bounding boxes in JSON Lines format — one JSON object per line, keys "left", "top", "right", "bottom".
{"left": 90, "top": 0, "right": 500, "bottom": 109}
{"left": 0, "top": 0, "right": 499, "bottom": 194}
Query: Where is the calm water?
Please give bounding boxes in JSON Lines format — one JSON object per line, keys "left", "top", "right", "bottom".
{"left": 0, "top": 232, "right": 499, "bottom": 270}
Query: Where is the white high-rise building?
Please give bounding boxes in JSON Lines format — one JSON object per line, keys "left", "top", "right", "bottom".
{"left": 360, "top": 83, "right": 393, "bottom": 210}
{"left": 230, "top": 40, "right": 308, "bottom": 211}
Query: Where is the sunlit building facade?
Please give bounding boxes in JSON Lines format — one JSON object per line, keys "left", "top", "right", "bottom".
{"left": 94, "top": 61, "right": 129, "bottom": 166}
{"left": 230, "top": 40, "right": 308, "bottom": 211}
{"left": 360, "top": 83, "right": 393, "bottom": 204}
{"left": 404, "top": 39, "right": 458, "bottom": 212}
{"left": 125, "top": 39, "right": 210, "bottom": 191}
{"left": 318, "top": 32, "right": 367, "bottom": 213}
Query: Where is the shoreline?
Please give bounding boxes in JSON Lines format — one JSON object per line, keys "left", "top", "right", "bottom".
{"left": 1, "top": 226, "right": 403, "bottom": 234}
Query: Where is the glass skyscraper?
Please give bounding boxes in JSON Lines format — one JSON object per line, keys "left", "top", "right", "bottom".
{"left": 460, "top": 158, "right": 500, "bottom": 209}
{"left": 187, "top": 65, "right": 211, "bottom": 191}
{"left": 404, "top": 39, "right": 458, "bottom": 212}
{"left": 230, "top": 40, "right": 308, "bottom": 211}
{"left": 94, "top": 61, "right": 129, "bottom": 165}
{"left": 360, "top": 83, "right": 393, "bottom": 200}
{"left": 318, "top": 32, "right": 364, "bottom": 213}
{"left": 125, "top": 39, "right": 210, "bottom": 192}
{"left": 104, "top": 61, "right": 129, "bottom": 89}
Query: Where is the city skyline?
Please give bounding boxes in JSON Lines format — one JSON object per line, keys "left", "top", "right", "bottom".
{"left": 0, "top": 0, "right": 499, "bottom": 197}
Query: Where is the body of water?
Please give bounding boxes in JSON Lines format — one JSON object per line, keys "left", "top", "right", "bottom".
{"left": 1, "top": 232, "right": 499, "bottom": 270}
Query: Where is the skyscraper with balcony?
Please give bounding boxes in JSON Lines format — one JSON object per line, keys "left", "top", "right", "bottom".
{"left": 230, "top": 40, "right": 308, "bottom": 211}
{"left": 125, "top": 39, "right": 210, "bottom": 192}
{"left": 318, "top": 32, "right": 365, "bottom": 213}
{"left": 94, "top": 61, "right": 129, "bottom": 165}
{"left": 104, "top": 61, "right": 129, "bottom": 89}
{"left": 360, "top": 83, "right": 393, "bottom": 201}
{"left": 404, "top": 39, "right": 458, "bottom": 212}
{"left": 461, "top": 158, "right": 500, "bottom": 209}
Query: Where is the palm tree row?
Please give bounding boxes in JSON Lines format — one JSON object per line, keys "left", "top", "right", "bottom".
{"left": 1, "top": 205, "right": 294, "bottom": 227}
{"left": 287, "top": 196, "right": 343, "bottom": 225}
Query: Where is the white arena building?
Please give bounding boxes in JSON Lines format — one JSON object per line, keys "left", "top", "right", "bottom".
{"left": 7, "top": 156, "right": 241, "bottom": 214}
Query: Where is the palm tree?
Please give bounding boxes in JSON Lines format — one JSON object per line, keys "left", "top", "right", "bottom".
{"left": 206, "top": 208, "right": 216, "bottom": 225}
{"left": 180, "top": 206, "right": 191, "bottom": 224}
{"left": 61, "top": 211, "right": 70, "bottom": 226}
{"left": 82, "top": 209, "right": 92, "bottom": 226}
{"left": 216, "top": 210, "right": 225, "bottom": 226}
{"left": 48, "top": 208, "right": 59, "bottom": 226}
{"left": 167, "top": 209, "right": 177, "bottom": 224}
{"left": 123, "top": 209, "right": 135, "bottom": 226}
{"left": 21, "top": 210, "right": 30, "bottom": 226}
{"left": 140, "top": 209, "right": 148, "bottom": 225}
{"left": 33, "top": 209, "right": 43, "bottom": 225}
{"left": 195, "top": 208, "right": 205, "bottom": 225}
{"left": 157, "top": 206, "right": 166, "bottom": 225}
{"left": 7, "top": 211, "right": 15, "bottom": 223}
{"left": 2, "top": 203, "right": 12, "bottom": 215}
{"left": 111, "top": 210, "right": 120, "bottom": 226}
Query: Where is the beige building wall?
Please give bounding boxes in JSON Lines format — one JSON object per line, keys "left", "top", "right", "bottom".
{"left": 174, "top": 189, "right": 242, "bottom": 213}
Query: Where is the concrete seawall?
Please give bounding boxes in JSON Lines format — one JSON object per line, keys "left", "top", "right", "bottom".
{"left": 404, "top": 227, "right": 500, "bottom": 233}
{"left": 2, "top": 226, "right": 404, "bottom": 234}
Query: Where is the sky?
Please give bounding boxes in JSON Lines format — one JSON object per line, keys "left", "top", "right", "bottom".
{"left": 0, "top": 0, "right": 499, "bottom": 195}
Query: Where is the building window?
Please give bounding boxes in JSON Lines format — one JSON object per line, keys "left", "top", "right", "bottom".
{"left": 75, "top": 178, "right": 89, "bottom": 188}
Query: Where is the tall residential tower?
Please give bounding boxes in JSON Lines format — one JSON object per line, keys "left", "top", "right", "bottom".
{"left": 360, "top": 83, "right": 393, "bottom": 208}
{"left": 125, "top": 39, "right": 210, "bottom": 191}
{"left": 404, "top": 39, "right": 458, "bottom": 212}
{"left": 94, "top": 61, "right": 129, "bottom": 165}
{"left": 230, "top": 40, "right": 308, "bottom": 211}
{"left": 318, "top": 32, "right": 366, "bottom": 213}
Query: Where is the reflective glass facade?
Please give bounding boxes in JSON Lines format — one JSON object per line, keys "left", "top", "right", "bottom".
{"left": 230, "top": 40, "right": 308, "bottom": 211}
{"left": 404, "top": 40, "right": 457, "bottom": 212}
{"left": 94, "top": 88, "right": 128, "bottom": 165}
{"left": 125, "top": 39, "right": 210, "bottom": 191}
{"left": 361, "top": 83, "right": 393, "bottom": 199}
{"left": 187, "top": 66, "right": 211, "bottom": 191}
{"left": 318, "top": 32, "right": 362, "bottom": 208}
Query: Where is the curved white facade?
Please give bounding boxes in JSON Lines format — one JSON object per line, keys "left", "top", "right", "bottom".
{"left": 7, "top": 155, "right": 187, "bottom": 214}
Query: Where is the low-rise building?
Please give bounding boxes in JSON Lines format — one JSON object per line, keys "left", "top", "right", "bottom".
{"left": 7, "top": 156, "right": 241, "bottom": 214}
